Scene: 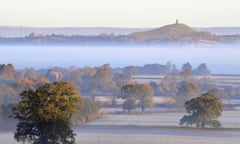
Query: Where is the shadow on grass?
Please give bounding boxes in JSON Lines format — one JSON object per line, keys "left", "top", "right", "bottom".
{"left": 14, "top": 121, "right": 76, "bottom": 144}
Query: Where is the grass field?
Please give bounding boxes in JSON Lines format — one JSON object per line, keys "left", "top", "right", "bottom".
{"left": 1, "top": 110, "right": 240, "bottom": 143}
{"left": 76, "top": 133, "right": 240, "bottom": 144}
{"left": 87, "top": 110, "right": 240, "bottom": 128}
{"left": 72, "top": 110, "right": 240, "bottom": 144}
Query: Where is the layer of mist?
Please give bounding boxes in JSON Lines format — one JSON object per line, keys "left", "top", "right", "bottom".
{"left": 0, "top": 45, "right": 239, "bottom": 74}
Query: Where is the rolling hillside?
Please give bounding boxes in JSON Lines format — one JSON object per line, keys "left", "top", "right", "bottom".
{"left": 130, "top": 23, "right": 217, "bottom": 44}
{"left": 130, "top": 23, "right": 196, "bottom": 39}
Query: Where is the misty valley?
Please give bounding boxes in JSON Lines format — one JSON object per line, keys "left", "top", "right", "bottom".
{"left": 0, "top": 44, "right": 240, "bottom": 143}
{"left": 0, "top": 20, "right": 240, "bottom": 144}
{"left": 1, "top": 0, "right": 240, "bottom": 143}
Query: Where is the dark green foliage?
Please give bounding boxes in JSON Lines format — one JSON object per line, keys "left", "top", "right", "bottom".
{"left": 180, "top": 92, "right": 222, "bottom": 128}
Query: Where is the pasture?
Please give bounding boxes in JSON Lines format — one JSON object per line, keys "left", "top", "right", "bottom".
{"left": 73, "top": 110, "right": 240, "bottom": 144}
{"left": 1, "top": 110, "right": 240, "bottom": 143}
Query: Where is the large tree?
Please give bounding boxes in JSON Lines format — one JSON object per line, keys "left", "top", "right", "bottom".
{"left": 180, "top": 92, "right": 222, "bottom": 128}
{"left": 12, "top": 81, "right": 82, "bottom": 143}
{"left": 119, "top": 84, "right": 153, "bottom": 112}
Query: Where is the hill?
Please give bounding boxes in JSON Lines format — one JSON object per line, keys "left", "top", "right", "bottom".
{"left": 130, "top": 23, "right": 196, "bottom": 39}
{"left": 129, "top": 23, "right": 219, "bottom": 44}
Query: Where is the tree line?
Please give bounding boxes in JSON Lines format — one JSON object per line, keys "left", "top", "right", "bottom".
{"left": 0, "top": 62, "right": 239, "bottom": 121}
{"left": 0, "top": 62, "right": 239, "bottom": 107}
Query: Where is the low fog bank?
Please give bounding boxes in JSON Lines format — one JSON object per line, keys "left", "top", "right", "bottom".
{"left": 0, "top": 44, "right": 239, "bottom": 74}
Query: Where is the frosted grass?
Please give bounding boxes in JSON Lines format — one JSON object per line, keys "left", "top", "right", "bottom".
{"left": 220, "top": 111, "right": 240, "bottom": 128}
{"left": 1, "top": 110, "right": 240, "bottom": 144}
{"left": 76, "top": 133, "right": 240, "bottom": 144}
{"left": 78, "top": 110, "right": 240, "bottom": 144}
{"left": 87, "top": 113, "right": 183, "bottom": 126}
{"left": 87, "top": 111, "right": 240, "bottom": 128}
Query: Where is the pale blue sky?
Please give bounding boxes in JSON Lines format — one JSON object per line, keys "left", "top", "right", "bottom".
{"left": 0, "top": 0, "right": 239, "bottom": 27}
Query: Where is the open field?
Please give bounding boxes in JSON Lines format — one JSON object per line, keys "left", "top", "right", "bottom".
{"left": 87, "top": 110, "right": 240, "bottom": 128}
{"left": 74, "top": 125, "right": 240, "bottom": 144}
{"left": 2, "top": 125, "right": 240, "bottom": 144}
{"left": 72, "top": 110, "right": 240, "bottom": 144}
{"left": 1, "top": 110, "right": 240, "bottom": 143}
{"left": 76, "top": 133, "right": 240, "bottom": 144}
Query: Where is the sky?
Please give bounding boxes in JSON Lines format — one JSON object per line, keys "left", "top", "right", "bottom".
{"left": 0, "top": 0, "right": 239, "bottom": 27}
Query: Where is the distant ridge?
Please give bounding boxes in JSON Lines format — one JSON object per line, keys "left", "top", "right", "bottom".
{"left": 1, "top": 25, "right": 240, "bottom": 38}
{"left": 0, "top": 26, "right": 149, "bottom": 37}
{"left": 0, "top": 23, "right": 239, "bottom": 46}
{"left": 130, "top": 23, "right": 197, "bottom": 40}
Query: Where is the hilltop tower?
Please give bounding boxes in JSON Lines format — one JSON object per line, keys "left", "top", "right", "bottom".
{"left": 176, "top": 19, "right": 179, "bottom": 24}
